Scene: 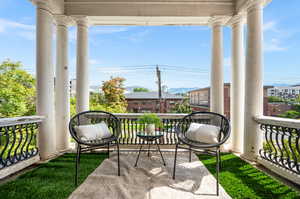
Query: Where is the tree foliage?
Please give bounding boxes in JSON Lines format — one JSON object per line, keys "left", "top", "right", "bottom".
{"left": 0, "top": 60, "right": 36, "bottom": 117}
{"left": 133, "top": 87, "right": 149, "bottom": 92}
{"left": 279, "top": 110, "right": 300, "bottom": 119}
{"left": 101, "top": 77, "right": 127, "bottom": 111}
{"left": 71, "top": 77, "right": 128, "bottom": 116}
{"left": 268, "top": 96, "right": 284, "bottom": 103}
{"left": 171, "top": 98, "right": 192, "bottom": 113}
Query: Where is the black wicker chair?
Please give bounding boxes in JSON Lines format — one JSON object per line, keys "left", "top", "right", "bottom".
{"left": 172, "top": 111, "right": 230, "bottom": 196}
{"left": 69, "top": 110, "right": 121, "bottom": 186}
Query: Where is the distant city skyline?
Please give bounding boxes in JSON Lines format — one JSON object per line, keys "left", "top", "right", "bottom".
{"left": 0, "top": 1, "right": 300, "bottom": 90}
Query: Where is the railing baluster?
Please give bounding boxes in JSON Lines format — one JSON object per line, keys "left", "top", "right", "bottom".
{"left": 20, "top": 124, "right": 30, "bottom": 160}
{"left": 275, "top": 126, "right": 284, "bottom": 165}
{"left": 257, "top": 117, "right": 300, "bottom": 175}
{"left": 0, "top": 116, "right": 42, "bottom": 170}
{"left": 13, "top": 124, "right": 23, "bottom": 162}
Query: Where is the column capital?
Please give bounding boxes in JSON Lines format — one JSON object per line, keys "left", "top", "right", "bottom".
{"left": 54, "top": 15, "right": 75, "bottom": 27}
{"left": 30, "top": 0, "right": 52, "bottom": 12}
{"left": 72, "top": 16, "right": 90, "bottom": 27}
{"left": 208, "top": 16, "right": 230, "bottom": 27}
{"left": 246, "top": 0, "right": 265, "bottom": 11}
{"left": 227, "top": 14, "right": 246, "bottom": 27}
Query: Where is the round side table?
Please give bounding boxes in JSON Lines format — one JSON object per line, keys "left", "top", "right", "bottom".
{"left": 134, "top": 132, "right": 166, "bottom": 167}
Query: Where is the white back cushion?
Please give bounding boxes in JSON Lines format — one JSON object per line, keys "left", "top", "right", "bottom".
{"left": 74, "top": 121, "right": 112, "bottom": 141}
{"left": 186, "top": 123, "right": 220, "bottom": 144}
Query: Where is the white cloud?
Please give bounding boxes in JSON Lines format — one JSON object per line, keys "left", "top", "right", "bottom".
{"left": 263, "top": 20, "right": 288, "bottom": 52}
{"left": 70, "top": 58, "right": 101, "bottom": 66}
{"left": 0, "top": 18, "right": 35, "bottom": 40}
{"left": 89, "top": 59, "right": 100, "bottom": 65}
{"left": 263, "top": 21, "right": 277, "bottom": 32}
{"left": 17, "top": 31, "right": 35, "bottom": 41}
{"left": 0, "top": 18, "right": 35, "bottom": 31}
{"left": 264, "top": 38, "right": 287, "bottom": 52}
{"left": 127, "top": 30, "right": 150, "bottom": 42}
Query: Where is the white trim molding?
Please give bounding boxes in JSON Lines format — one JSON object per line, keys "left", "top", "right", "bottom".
{"left": 254, "top": 115, "right": 300, "bottom": 129}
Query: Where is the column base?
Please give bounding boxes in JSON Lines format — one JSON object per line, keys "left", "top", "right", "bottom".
{"left": 240, "top": 153, "right": 258, "bottom": 162}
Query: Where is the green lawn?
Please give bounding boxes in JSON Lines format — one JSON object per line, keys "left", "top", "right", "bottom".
{"left": 198, "top": 153, "right": 300, "bottom": 199}
{"left": 0, "top": 153, "right": 107, "bottom": 199}
{"left": 0, "top": 153, "right": 299, "bottom": 199}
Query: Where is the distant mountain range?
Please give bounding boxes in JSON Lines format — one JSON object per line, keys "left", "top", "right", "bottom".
{"left": 167, "top": 87, "right": 199, "bottom": 94}
{"left": 271, "top": 83, "right": 291, "bottom": 87}
{"left": 271, "top": 83, "right": 300, "bottom": 87}
{"left": 124, "top": 86, "right": 198, "bottom": 94}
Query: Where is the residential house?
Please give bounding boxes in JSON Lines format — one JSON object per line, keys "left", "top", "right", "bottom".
{"left": 125, "top": 92, "right": 185, "bottom": 113}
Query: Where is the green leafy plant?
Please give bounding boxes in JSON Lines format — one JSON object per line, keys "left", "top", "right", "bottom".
{"left": 137, "top": 113, "right": 162, "bottom": 128}
{"left": 263, "top": 139, "right": 300, "bottom": 161}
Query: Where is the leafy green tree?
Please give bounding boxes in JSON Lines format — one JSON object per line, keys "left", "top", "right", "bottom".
{"left": 171, "top": 98, "right": 192, "bottom": 113}
{"left": 89, "top": 92, "right": 127, "bottom": 113}
{"left": 0, "top": 60, "right": 36, "bottom": 117}
{"left": 268, "top": 96, "right": 284, "bottom": 103}
{"left": 70, "top": 97, "right": 77, "bottom": 117}
{"left": 101, "top": 77, "right": 127, "bottom": 112}
{"left": 133, "top": 87, "right": 149, "bottom": 92}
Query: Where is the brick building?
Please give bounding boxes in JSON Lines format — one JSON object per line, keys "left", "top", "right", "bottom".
{"left": 188, "top": 83, "right": 231, "bottom": 117}
{"left": 125, "top": 92, "right": 185, "bottom": 113}
{"left": 188, "top": 84, "right": 288, "bottom": 118}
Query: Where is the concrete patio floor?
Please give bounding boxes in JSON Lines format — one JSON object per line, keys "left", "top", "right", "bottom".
{"left": 69, "top": 152, "right": 231, "bottom": 199}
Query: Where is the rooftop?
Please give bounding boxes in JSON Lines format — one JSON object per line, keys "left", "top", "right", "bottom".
{"left": 125, "top": 92, "right": 185, "bottom": 99}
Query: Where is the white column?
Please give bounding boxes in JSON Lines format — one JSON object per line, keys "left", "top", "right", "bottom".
{"left": 230, "top": 15, "right": 245, "bottom": 153}
{"left": 210, "top": 18, "right": 224, "bottom": 115}
{"left": 35, "top": 1, "right": 56, "bottom": 160}
{"left": 55, "top": 15, "right": 71, "bottom": 152}
{"left": 244, "top": 1, "right": 264, "bottom": 160}
{"left": 75, "top": 17, "right": 89, "bottom": 113}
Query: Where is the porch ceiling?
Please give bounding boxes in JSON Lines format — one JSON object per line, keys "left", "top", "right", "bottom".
{"left": 64, "top": 0, "right": 236, "bottom": 25}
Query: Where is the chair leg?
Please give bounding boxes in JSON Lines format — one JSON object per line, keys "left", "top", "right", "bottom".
{"left": 216, "top": 149, "right": 220, "bottom": 196}
{"left": 189, "top": 146, "right": 192, "bottom": 162}
{"left": 107, "top": 143, "right": 110, "bottom": 158}
{"left": 155, "top": 140, "right": 166, "bottom": 166}
{"left": 75, "top": 145, "right": 81, "bottom": 186}
{"left": 147, "top": 141, "right": 151, "bottom": 157}
{"left": 116, "top": 141, "right": 120, "bottom": 176}
{"left": 172, "top": 144, "right": 178, "bottom": 180}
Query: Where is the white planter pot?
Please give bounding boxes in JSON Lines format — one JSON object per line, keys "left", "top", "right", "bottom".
{"left": 145, "top": 124, "right": 155, "bottom": 135}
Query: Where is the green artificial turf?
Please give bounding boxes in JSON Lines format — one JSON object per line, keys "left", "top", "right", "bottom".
{"left": 0, "top": 153, "right": 107, "bottom": 199}
{"left": 198, "top": 153, "right": 300, "bottom": 199}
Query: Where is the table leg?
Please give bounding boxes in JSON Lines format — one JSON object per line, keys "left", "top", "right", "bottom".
{"left": 155, "top": 140, "right": 166, "bottom": 166}
{"left": 147, "top": 141, "right": 151, "bottom": 157}
{"left": 135, "top": 141, "right": 144, "bottom": 167}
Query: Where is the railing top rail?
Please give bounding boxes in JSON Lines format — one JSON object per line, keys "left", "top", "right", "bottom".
{"left": 254, "top": 115, "right": 300, "bottom": 129}
{"left": 84, "top": 113, "right": 189, "bottom": 119}
{"left": 0, "top": 116, "right": 45, "bottom": 127}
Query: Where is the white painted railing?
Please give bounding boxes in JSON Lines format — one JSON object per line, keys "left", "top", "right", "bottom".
{"left": 0, "top": 116, "right": 44, "bottom": 179}
{"left": 254, "top": 115, "right": 300, "bottom": 185}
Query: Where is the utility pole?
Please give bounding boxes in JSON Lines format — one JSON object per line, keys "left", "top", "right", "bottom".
{"left": 156, "top": 65, "right": 162, "bottom": 112}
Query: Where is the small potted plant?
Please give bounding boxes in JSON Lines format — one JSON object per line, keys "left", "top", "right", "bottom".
{"left": 137, "top": 113, "right": 162, "bottom": 135}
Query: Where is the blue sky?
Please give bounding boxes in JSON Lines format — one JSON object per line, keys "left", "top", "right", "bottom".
{"left": 0, "top": 0, "right": 300, "bottom": 90}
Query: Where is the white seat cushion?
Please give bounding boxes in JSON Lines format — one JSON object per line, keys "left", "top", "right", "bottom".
{"left": 74, "top": 121, "right": 112, "bottom": 141}
{"left": 186, "top": 123, "right": 220, "bottom": 144}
